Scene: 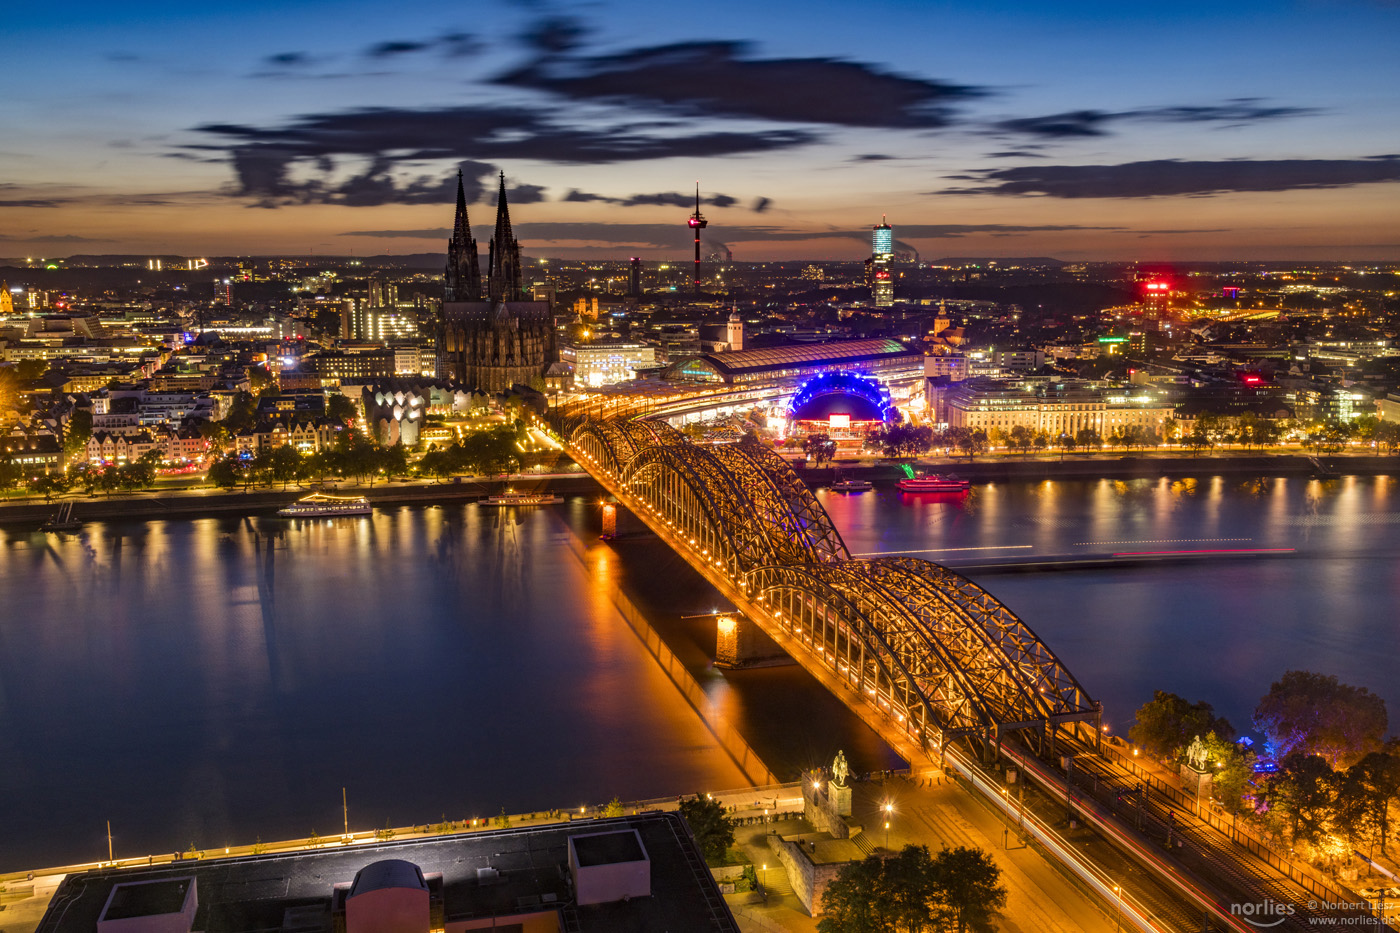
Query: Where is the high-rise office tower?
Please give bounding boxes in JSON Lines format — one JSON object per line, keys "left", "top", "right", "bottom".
{"left": 867, "top": 217, "right": 895, "bottom": 307}
{"left": 628, "top": 257, "right": 641, "bottom": 298}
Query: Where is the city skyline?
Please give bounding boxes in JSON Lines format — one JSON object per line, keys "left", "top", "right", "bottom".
{"left": 4, "top": 0, "right": 1400, "bottom": 261}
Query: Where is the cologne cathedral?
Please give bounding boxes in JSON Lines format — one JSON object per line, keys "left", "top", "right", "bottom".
{"left": 437, "top": 171, "right": 555, "bottom": 393}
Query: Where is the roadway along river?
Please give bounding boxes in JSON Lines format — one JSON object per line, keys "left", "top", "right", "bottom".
{"left": 2, "top": 472, "right": 1397, "bottom": 870}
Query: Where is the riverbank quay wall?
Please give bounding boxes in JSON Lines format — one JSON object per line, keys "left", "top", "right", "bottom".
{"left": 0, "top": 475, "right": 606, "bottom": 526}
{"left": 2, "top": 453, "right": 1394, "bottom": 528}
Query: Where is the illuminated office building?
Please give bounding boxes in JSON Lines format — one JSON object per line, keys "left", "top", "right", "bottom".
{"left": 866, "top": 218, "right": 894, "bottom": 307}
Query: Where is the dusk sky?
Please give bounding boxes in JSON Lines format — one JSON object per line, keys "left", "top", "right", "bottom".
{"left": 4, "top": 0, "right": 1399, "bottom": 261}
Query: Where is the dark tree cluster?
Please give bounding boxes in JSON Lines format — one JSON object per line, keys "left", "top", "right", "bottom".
{"left": 675, "top": 794, "right": 735, "bottom": 863}
{"left": 416, "top": 425, "right": 524, "bottom": 479}
{"left": 208, "top": 430, "right": 409, "bottom": 490}
{"left": 818, "top": 844, "right": 1006, "bottom": 933}
{"left": 1132, "top": 671, "right": 1397, "bottom": 863}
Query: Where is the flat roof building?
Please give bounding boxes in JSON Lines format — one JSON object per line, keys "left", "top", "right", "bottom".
{"left": 37, "top": 812, "right": 737, "bottom": 933}
{"left": 664, "top": 337, "right": 922, "bottom": 386}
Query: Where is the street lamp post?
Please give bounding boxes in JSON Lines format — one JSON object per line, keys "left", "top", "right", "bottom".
{"left": 883, "top": 802, "right": 893, "bottom": 852}
{"left": 1112, "top": 884, "right": 1123, "bottom": 931}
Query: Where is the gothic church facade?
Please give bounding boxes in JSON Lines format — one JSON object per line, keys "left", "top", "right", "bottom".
{"left": 437, "top": 172, "right": 555, "bottom": 394}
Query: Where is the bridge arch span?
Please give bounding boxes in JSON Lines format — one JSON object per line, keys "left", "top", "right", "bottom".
{"left": 564, "top": 415, "right": 1100, "bottom": 760}
{"left": 623, "top": 444, "right": 779, "bottom": 575}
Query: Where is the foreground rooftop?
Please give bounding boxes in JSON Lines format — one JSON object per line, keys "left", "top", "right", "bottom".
{"left": 37, "top": 811, "right": 737, "bottom": 933}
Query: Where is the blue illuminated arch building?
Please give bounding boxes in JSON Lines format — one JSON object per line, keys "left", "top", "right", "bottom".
{"left": 787, "top": 371, "right": 898, "bottom": 429}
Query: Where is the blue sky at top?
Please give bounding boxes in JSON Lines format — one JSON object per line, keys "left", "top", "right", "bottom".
{"left": 2, "top": 0, "right": 1397, "bottom": 259}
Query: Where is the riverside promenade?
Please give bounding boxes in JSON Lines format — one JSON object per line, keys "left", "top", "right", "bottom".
{"left": 0, "top": 472, "right": 605, "bottom": 526}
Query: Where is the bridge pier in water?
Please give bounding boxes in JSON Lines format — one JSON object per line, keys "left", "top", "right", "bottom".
{"left": 715, "top": 613, "right": 791, "bottom": 669}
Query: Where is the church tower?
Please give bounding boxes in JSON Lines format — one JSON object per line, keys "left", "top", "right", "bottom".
{"left": 486, "top": 172, "right": 523, "bottom": 303}
{"left": 438, "top": 168, "right": 555, "bottom": 394}
{"left": 444, "top": 171, "right": 481, "bottom": 301}
{"left": 726, "top": 309, "right": 744, "bottom": 352}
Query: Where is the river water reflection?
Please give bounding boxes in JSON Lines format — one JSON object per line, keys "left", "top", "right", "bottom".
{"left": 819, "top": 473, "right": 1400, "bottom": 740}
{"left": 0, "top": 502, "right": 747, "bottom": 870}
{"left": 3, "top": 473, "right": 1397, "bottom": 870}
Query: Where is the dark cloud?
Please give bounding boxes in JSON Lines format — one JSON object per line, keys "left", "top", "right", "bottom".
{"left": 985, "top": 149, "right": 1047, "bottom": 159}
{"left": 224, "top": 153, "right": 494, "bottom": 209}
{"left": 949, "top": 156, "right": 1400, "bottom": 198}
{"left": 498, "top": 39, "right": 985, "bottom": 128}
{"left": 193, "top": 106, "right": 812, "bottom": 206}
{"left": 491, "top": 183, "right": 548, "bottom": 205}
{"left": 625, "top": 191, "right": 737, "bottom": 208}
{"left": 853, "top": 154, "right": 896, "bottom": 161}
{"left": 263, "top": 51, "right": 316, "bottom": 68}
{"left": 993, "top": 99, "right": 1318, "bottom": 139}
{"left": 366, "top": 40, "right": 433, "bottom": 58}
{"left": 561, "top": 189, "right": 752, "bottom": 209}
{"left": 0, "top": 233, "right": 105, "bottom": 243}
{"left": 365, "top": 32, "right": 480, "bottom": 59}
{"left": 752, "top": 197, "right": 772, "bottom": 213}
{"left": 339, "top": 228, "right": 451, "bottom": 239}
{"left": 562, "top": 189, "right": 612, "bottom": 203}
{"left": 994, "top": 110, "right": 1111, "bottom": 138}
{"left": 0, "top": 199, "right": 63, "bottom": 208}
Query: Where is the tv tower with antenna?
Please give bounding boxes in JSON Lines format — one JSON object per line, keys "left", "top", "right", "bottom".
{"left": 687, "top": 182, "right": 708, "bottom": 296}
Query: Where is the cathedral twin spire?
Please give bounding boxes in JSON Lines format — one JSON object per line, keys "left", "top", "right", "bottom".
{"left": 444, "top": 171, "right": 481, "bottom": 301}
{"left": 444, "top": 170, "right": 523, "bottom": 303}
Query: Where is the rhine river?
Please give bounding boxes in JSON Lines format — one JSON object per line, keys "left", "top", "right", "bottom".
{"left": 2, "top": 472, "right": 1399, "bottom": 870}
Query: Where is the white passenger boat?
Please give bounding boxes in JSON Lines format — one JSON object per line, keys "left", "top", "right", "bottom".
{"left": 478, "top": 491, "right": 564, "bottom": 507}
{"left": 277, "top": 493, "right": 373, "bottom": 517}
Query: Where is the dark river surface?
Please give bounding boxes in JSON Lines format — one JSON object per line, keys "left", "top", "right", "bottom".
{"left": 2, "top": 473, "right": 1398, "bottom": 870}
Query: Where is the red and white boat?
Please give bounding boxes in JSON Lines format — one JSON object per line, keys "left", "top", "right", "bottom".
{"left": 898, "top": 473, "right": 970, "bottom": 493}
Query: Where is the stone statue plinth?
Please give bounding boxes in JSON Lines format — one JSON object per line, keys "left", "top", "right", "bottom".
{"left": 829, "top": 782, "right": 852, "bottom": 817}
{"left": 1180, "top": 764, "right": 1213, "bottom": 798}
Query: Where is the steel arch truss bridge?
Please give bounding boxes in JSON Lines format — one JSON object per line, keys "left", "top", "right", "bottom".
{"left": 567, "top": 419, "right": 1100, "bottom": 762}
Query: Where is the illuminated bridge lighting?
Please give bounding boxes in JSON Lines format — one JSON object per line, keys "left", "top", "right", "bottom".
{"left": 561, "top": 413, "right": 1102, "bottom": 761}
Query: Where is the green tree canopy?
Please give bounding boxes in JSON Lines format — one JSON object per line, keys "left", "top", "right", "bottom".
{"left": 1129, "top": 691, "right": 1235, "bottom": 762}
{"left": 1339, "top": 751, "right": 1400, "bottom": 856}
{"left": 64, "top": 408, "right": 93, "bottom": 459}
{"left": 327, "top": 394, "right": 358, "bottom": 424}
{"left": 876, "top": 424, "right": 934, "bottom": 459}
{"left": 675, "top": 794, "right": 734, "bottom": 863}
{"left": 1202, "top": 731, "right": 1257, "bottom": 815}
{"left": 1254, "top": 670, "right": 1388, "bottom": 767}
{"left": 1273, "top": 753, "right": 1335, "bottom": 847}
{"left": 818, "top": 845, "right": 1006, "bottom": 933}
